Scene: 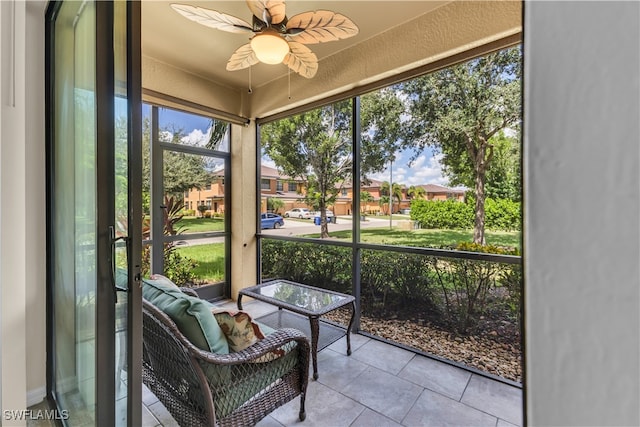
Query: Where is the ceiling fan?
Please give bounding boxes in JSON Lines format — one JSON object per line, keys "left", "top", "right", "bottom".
{"left": 171, "top": 1, "right": 359, "bottom": 79}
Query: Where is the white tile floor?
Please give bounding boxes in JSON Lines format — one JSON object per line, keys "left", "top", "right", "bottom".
{"left": 142, "top": 299, "right": 523, "bottom": 427}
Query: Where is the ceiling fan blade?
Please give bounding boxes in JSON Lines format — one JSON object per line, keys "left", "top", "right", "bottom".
{"left": 286, "top": 11, "right": 359, "bottom": 44}
{"left": 283, "top": 42, "right": 318, "bottom": 78}
{"left": 171, "top": 4, "right": 253, "bottom": 34}
{"left": 246, "top": 0, "right": 287, "bottom": 25}
{"left": 226, "top": 44, "right": 259, "bottom": 71}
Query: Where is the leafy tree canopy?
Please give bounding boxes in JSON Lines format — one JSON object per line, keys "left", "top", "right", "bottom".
{"left": 400, "top": 46, "right": 522, "bottom": 243}
{"left": 262, "top": 94, "right": 405, "bottom": 237}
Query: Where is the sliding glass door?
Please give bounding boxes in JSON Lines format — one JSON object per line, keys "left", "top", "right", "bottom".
{"left": 46, "top": 1, "right": 141, "bottom": 425}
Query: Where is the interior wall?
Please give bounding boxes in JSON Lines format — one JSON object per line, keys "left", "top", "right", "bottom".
{"left": 0, "top": 0, "right": 29, "bottom": 417}
{"left": 523, "top": 1, "right": 640, "bottom": 426}
{"left": 24, "top": 1, "right": 47, "bottom": 404}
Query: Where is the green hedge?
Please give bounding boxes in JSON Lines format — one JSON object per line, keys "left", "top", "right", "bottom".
{"left": 261, "top": 240, "right": 351, "bottom": 294}
{"left": 261, "top": 240, "right": 522, "bottom": 334}
{"left": 410, "top": 198, "right": 521, "bottom": 231}
{"left": 484, "top": 198, "right": 521, "bottom": 231}
{"left": 410, "top": 199, "right": 473, "bottom": 229}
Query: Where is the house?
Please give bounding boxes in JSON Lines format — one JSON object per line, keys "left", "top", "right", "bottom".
{"left": 1, "top": 2, "right": 638, "bottom": 427}
{"left": 419, "top": 184, "right": 466, "bottom": 202}
{"left": 188, "top": 167, "right": 465, "bottom": 216}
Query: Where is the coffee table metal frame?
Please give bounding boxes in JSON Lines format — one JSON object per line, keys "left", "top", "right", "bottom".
{"left": 238, "top": 279, "right": 356, "bottom": 380}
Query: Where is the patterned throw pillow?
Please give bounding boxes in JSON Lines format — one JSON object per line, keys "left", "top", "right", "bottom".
{"left": 211, "top": 308, "right": 285, "bottom": 361}
{"left": 211, "top": 308, "right": 266, "bottom": 352}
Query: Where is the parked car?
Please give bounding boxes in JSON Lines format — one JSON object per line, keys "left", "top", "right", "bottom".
{"left": 261, "top": 213, "right": 284, "bottom": 229}
{"left": 314, "top": 210, "right": 334, "bottom": 217}
{"left": 284, "top": 208, "right": 313, "bottom": 219}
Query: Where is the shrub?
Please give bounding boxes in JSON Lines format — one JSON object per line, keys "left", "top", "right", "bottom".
{"left": 410, "top": 198, "right": 521, "bottom": 232}
{"left": 261, "top": 240, "right": 351, "bottom": 293}
{"left": 141, "top": 244, "right": 199, "bottom": 286}
{"left": 424, "top": 242, "right": 521, "bottom": 333}
{"left": 485, "top": 198, "right": 521, "bottom": 231}
{"left": 260, "top": 239, "right": 522, "bottom": 335}
{"left": 410, "top": 199, "right": 473, "bottom": 229}
{"left": 361, "top": 251, "right": 436, "bottom": 313}
{"left": 182, "top": 209, "right": 196, "bottom": 217}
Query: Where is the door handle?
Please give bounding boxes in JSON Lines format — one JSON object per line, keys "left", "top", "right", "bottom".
{"left": 109, "top": 226, "right": 130, "bottom": 302}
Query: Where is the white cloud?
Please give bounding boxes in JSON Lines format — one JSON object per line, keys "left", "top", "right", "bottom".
{"left": 181, "top": 128, "right": 208, "bottom": 146}
{"left": 368, "top": 152, "right": 449, "bottom": 187}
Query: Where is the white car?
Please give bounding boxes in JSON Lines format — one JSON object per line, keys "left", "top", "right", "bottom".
{"left": 284, "top": 208, "right": 313, "bottom": 219}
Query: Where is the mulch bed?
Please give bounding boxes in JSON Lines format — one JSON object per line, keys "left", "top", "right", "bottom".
{"left": 323, "top": 308, "right": 522, "bottom": 383}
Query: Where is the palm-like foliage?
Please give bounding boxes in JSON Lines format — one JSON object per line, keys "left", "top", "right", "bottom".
{"left": 407, "top": 185, "right": 426, "bottom": 200}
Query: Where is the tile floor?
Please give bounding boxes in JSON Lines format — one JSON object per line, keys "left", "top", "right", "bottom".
{"left": 29, "top": 299, "right": 522, "bottom": 426}
{"left": 141, "top": 299, "right": 523, "bottom": 427}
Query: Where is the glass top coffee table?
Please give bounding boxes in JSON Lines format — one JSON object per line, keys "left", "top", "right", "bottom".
{"left": 238, "top": 279, "right": 356, "bottom": 380}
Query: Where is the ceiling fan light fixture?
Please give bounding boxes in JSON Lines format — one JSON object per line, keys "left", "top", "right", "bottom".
{"left": 250, "top": 31, "right": 289, "bottom": 64}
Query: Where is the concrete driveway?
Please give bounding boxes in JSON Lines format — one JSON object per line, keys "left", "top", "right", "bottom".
{"left": 175, "top": 215, "right": 411, "bottom": 246}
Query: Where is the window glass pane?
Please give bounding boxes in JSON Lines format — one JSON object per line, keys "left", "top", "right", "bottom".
{"left": 162, "top": 152, "right": 225, "bottom": 287}
{"left": 142, "top": 103, "right": 229, "bottom": 294}
{"left": 357, "top": 47, "right": 522, "bottom": 252}
{"left": 157, "top": 108, "right": 229, "bottom": 152}
{"left": 260, "top": 100, "right": 353, "bottom": 239}
{"left": 360, "top": 248, "right": 522, "bottom": 382}
{"left": 51, "top": 1, "right": 97, "bottom": 423}
{"left": 261, "top": 240, "right": 352, "bottom": 296}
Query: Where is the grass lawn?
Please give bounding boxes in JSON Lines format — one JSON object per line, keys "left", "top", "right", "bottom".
{"left": 176, "top": 217, "right": 225, "bottom": 233}
{"left": 304, "top": 227, "right": 521, "bottom": 249}
{"left": 175, "top": 243, "right": 225, "bottom": 282}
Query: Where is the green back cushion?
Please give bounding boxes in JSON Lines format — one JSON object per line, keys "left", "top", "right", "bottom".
{"left": 142, "top": 278, "right": 229, "bottom": 354}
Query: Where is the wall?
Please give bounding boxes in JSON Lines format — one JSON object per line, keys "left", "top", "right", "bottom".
{"left": 24, "top": 0, "right": 47, "bottom": 405}
{"left": 524, "top": 2, "right": 640, "bottom": 426}
{"left": 230, "top": 123, "right": 258, "bottom": 297}
{"left": 0, "top": 0, "right": 29, "bottom": 421}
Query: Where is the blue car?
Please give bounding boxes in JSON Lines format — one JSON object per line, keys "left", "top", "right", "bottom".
{"left": 261, "top": 213, "right": 284, "bottom": 229}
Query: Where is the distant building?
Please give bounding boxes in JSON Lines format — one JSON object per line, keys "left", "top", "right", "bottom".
{"left": 183, "top": 166, "right": 465, "bottom": 216}
{"left": 418, "top": 184, "right": 466, "bottom": 202}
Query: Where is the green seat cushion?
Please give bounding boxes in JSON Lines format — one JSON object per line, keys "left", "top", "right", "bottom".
{"left": 200, "top": 342, "right": 300, "bottom": 420}
{"left": 142, "top": 278, "right": 229, "bottom": 354}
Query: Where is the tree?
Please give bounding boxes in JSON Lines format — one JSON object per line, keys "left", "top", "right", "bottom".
{"left": 206, "top": 119, "right": 229, "bottom": 151}
{"left": 267, "top": 197, "right": 284, "bottom": 214}
{"left": 261, "top": 95, "right": 405, "bottom": 238}
{"left": 360, "top": 191, "right": 374, "bottom": 215}
{"left": 261, "top": 101, "right": 352, "bottom": 238}
{"left": 141, "top": 118, "right": 214, "bottom": 208}
{"left": 407, "top": 185, "right": 426, "bottom": 201}
{"left": 381, "top": 181, "right": 403, "bottom": 214}
{"left": 161, "top": 125, "right": 212, "bottom": 199}
{"left": 391, "top": 183, "right": 403, "bottom": 214}
{"left": 485, "top": 131, "right": 521, "bottom": 201}
{"left": 379, "top": 196, "right": 390, "bottom": 215}
{"left": 401, "top": 46, "right": 522, "bottom": 244}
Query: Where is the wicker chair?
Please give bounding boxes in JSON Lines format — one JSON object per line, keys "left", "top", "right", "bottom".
{"left": 142, "top": 297, "right": 310, "bottom": 426}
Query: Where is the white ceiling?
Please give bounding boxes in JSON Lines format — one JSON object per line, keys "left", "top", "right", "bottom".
{"left": 142, "top": 1, "right": 449, "bottom": 90}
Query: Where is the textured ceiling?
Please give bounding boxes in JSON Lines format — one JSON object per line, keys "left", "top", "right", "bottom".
{"left": 142, "top": 1, "right": 449, "bottom": 90}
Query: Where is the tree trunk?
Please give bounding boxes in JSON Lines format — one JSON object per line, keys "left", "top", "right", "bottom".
{"left": 320, "top": 211, "right": 329, "bottom": 238}
{"left": 473, "top": 164, "right": 487, "bottom": 245}
{"left": 319, "top": 193, "right": 330, "bottom": 239}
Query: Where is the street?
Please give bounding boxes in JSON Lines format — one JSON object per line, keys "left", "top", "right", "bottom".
{"left": 175, "top": 215, "right": 412, "bottom": 246}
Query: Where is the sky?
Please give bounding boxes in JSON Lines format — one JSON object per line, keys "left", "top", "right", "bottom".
{"left": 150, "top": 104, "right": 455, "bottom": 188}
